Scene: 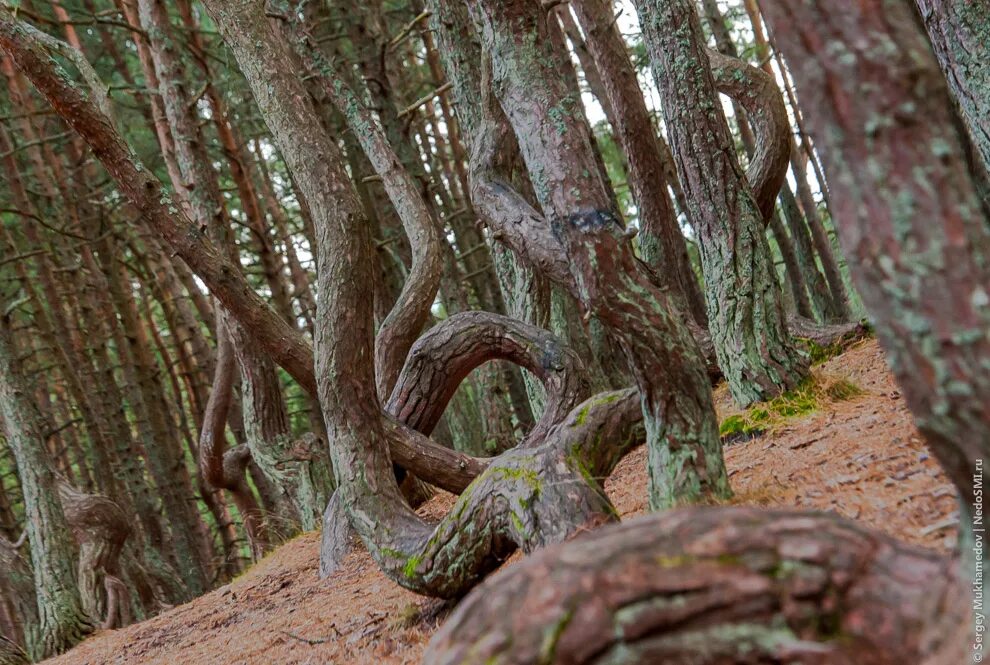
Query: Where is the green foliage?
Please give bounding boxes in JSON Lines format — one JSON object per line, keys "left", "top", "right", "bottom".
{"left": 719, "top": 374, "right": 864, "bottom": 441}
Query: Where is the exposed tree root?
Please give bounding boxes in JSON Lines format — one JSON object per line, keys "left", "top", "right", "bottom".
{"left": 787, "top": 316, "right": 869, "bottom": 351}
{"left": 426, "top": 507, "right": 965, "bottom": 664}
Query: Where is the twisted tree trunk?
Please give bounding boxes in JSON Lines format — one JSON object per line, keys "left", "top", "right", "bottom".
{"left": 427, "top": 1, "right": 985, "bottom": 661}
{"left": 742, "top": 0, "right": 852, "bottom": 320}
{"left": 57, "top": 483, "right": 131, "bottom": 630}
{"left": 465, "top": 0, "right": 730, "bottom": 509}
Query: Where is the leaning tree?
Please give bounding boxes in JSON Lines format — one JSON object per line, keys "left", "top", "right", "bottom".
{"left": 1, "top": 0, "right": 729, "bottom": 601}
{"left": 0, "top": 0, "right": 985, "bottom": 662}
{"left": 425, "top": 0, "right": 990, "bottom": 661}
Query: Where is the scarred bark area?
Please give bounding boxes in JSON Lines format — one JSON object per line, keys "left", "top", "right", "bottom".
{"left": 425, "top": 508, "right": 964, "bottom": 664}
{"left": 570, "top": 0, "right": 707, "bottom": 327}
{"left": 632, "top": 0, "right": 809, "bottom": 407}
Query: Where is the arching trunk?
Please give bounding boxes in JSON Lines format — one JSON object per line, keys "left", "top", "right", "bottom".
{"left": 427, "top": 1, "right": 985, "bottom": 661}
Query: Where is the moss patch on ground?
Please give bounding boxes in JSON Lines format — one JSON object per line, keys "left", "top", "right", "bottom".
{"left": 719, "top": 374, "right": 864, "bottom": 442}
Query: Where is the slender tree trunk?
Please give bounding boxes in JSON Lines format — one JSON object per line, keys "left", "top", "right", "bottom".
{"left": 571, "top": 0, "right": 707, "bottom": 327}
{"left": 0, "top": 320, "right": 92, "bottom": 658}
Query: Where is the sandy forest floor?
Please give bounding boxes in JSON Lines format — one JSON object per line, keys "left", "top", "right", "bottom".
{"left": 45, "top": 339, "right": 958, "bottom": 665}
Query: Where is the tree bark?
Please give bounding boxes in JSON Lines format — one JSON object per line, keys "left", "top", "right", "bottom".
{"left": 570, "top": 0, "right": 707, "bottom": 327}
{"left": 465, "top": 0, "right": 730, "bottom": 509}
{"left": 0, "top": 536, "right": 34, "bottom": 655}
{"left": 914, "top": 0, "right": 990, "bottom": 200}
{"left": 282, "top": 13, "right": 444, "bottom": 399}
{"left": 632, "top": 0, "right": 808, "bottom": 407}
{"left": 742, "top": 0, "right": 852, "bottom": 320}
{"left": 0, "top": 636, "right": 27, "bottom": 665}
{"left": 759, "top": 0, "right": 990, "bottom": 538}
{"left": 0, "top": 319, "right": 92, "bottom": 657}
{"left": 426, "top": 2, "right": 989, "bottom": 660}
{"left": 426, "top": 507, "right": 964, "bottom": 664}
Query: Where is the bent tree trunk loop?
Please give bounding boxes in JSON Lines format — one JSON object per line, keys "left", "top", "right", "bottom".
{"left": 0, "top": 2, "right": 983, "bottom": 663}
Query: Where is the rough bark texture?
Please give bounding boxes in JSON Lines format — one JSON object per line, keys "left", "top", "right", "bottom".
{"left": 742, "top": 0, "right": 852, "bottom": 321}
{"left": 228, "top": 322, "right": 332, "bottom": 533}
{"left": 0, "top": 536, "right": 34, "bottom": 655}
{"left": 705, "top": 50, "right": 789, "bottom": 224}
{"left": 466, "top": 0, "right": 730, "bottom": 509}
{"left": 426, "top": 2, "right": 988, "bottom": 661}
{"left": 760, "top": 0, "right": 990, "bottom": 527}
{"left": 632, "top": 0, "right": 809, "bottom": 407}
{"left": 281, "top": 10, "right": 444, "bottom": 399}
{"left": 702, "top": 0, "right": 829, "bottom": 319}
{"left": 0, "top": 321, "right": 92, "bottom": 658}
{"left": 696, "top": 4, "right": 831, "bottom": 323}
{"left": 425, "top": 508, "right": 964, "bottom": 664}
{"left": 570, "top": 0, "right": 707, "bottom": 327}
{"left": 0, "top": 637, "right": 27, "bottom": 665}
{"left": 386, "top": 311, "right": 592, "bottom": 446}
{"left": 915, "top": 0, "right": 990, "bottom": 194}
{"left": 203, "top": 0, "right": 702, "bottom": 600}
{"left": 58, "top": 483, "right": 130, "bottom": 630}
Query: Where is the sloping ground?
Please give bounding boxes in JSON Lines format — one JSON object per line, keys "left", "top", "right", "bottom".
{"left": 45, "top": 339, "right": 957, "bottom": 665}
